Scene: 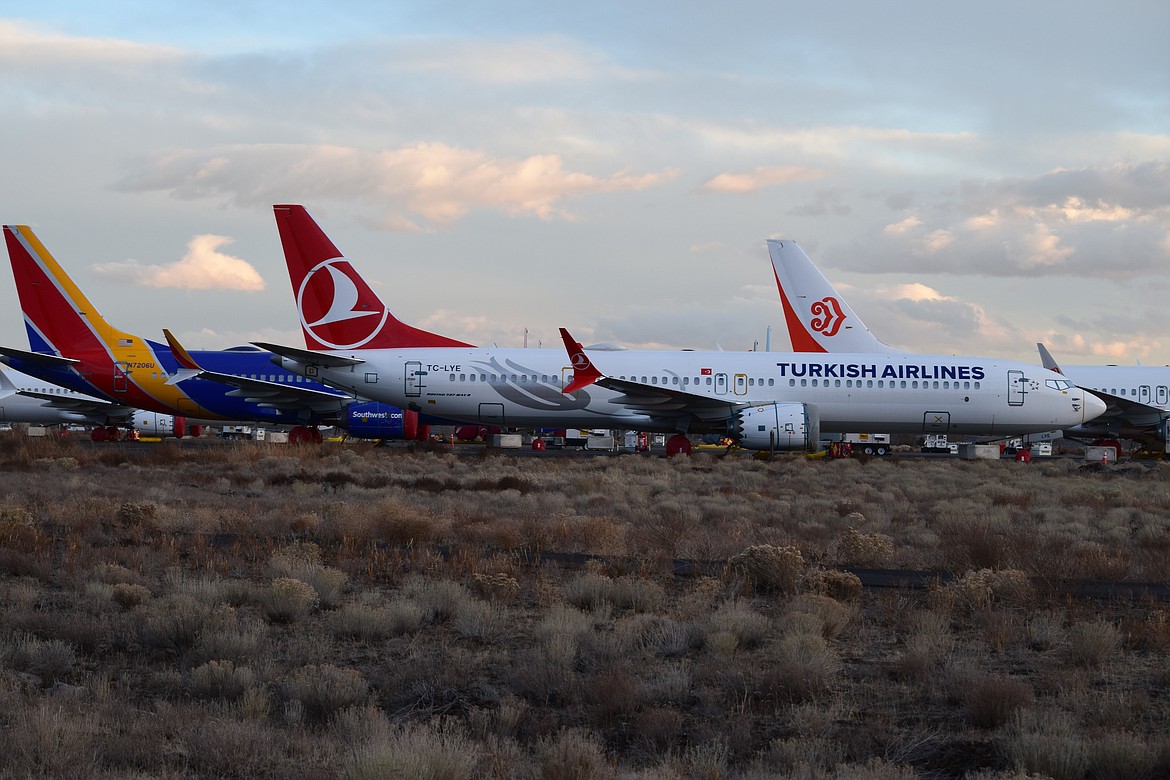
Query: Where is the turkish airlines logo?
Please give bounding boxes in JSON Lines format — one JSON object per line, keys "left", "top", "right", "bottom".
{"left": 297, "top": 257, "right": 390, "bottom": 350}
{"left": 810, "top": 296, "right": 845, "bottom": 337}
{"left": 570, "top": 351, "right": 590, "bottom": 370}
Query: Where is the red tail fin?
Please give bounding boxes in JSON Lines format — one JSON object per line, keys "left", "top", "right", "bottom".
{"left": 273, "top": 205, "right": 472, "bottom": 350}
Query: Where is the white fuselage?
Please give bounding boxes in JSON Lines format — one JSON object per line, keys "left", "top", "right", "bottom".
{"left": 275, "top": 347, "right": 1103, "bottom": 437}
{"left": 0, "top": 367, "right": 120, "bottom": 425}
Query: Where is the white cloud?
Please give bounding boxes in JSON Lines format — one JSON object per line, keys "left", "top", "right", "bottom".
{"left": 92, "top": 234, "right": 264, "bottom": 291}
{"left": 0, "top": 19, "right": 182, "bottom": 65}
{"left": 700, "top": 165, "right": 827, "bottom": 194}
{"left": 114, "top": 143, "right": 679, "bottom": 228}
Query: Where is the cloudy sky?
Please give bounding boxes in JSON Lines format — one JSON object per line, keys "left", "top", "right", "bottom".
{"left": 1, "top": 1, "right": 1168, "bottom": 365}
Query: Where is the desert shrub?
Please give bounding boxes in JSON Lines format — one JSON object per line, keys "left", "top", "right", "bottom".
{"left": 1026, "top": 610, "right": 1066, "bottom": 651}
{"left": 943, "top": 568, "right": 1035, "bottom": 613}
{"left": 471, "top": 572, "right": 520, "bottom": 602}
{"left": 344, "top": 720, "right": 480, "bottom": 780}
{"left": 452, "top": 598, "right": 503, "bottom": 643}
{"left": 760, "top": 632, "right": 841, "bottom": 703}
{"left": 610, "top": 576, "right": 666, "bottom": 613}
{"left": 261, "top": 577, "right": 319, "bottom": 623}
{"left": 115, "top": 501, "right": 158, "bottom": 528}
{"left": 1001, "top": 708, "right": 1087, "bottom": 780}
{"left": 194, "top": 606, "right": 266, "bottom": 662}
{"left": 535, "top": 728, "right": 610, "bottom": 780}
{"left": 183, "top": 717, "right": 281, "bottom": 778}
{"left": 805, "top": 568, "right": 863, "bottom": 601}
{"left": 92, "top": 562, "right": 146, "bottom": 586}
{"left": 3, "top": 633, "right": 77, "bottom": 683}
{"left": 1067, "top": 619, "right": 1122, "bottom": 667}
{"left": 190, "top": 659, "right": 257, "bottom": 701}
{"left": 707, "top": 602, "right": 772, "bottom": 651}
{"left": 837, "top": 528, "right": 894, "bottom": 567}
{"left": 585, "top": 666, "right": 643, "bottom": 726}
{"left": 1086, "top": 730, "right": 1157, "bottom": 780}
{"left": 634, "top": 706, "right": 685, "bottom": 755}
{"left": 285, "top": 664, "right": 369, "bottom": 725}
{"left": 679, "top": 738, "right": 730, "bottom": 780}
{"left": 268, "top": 541, "right": 347, "bottom": 608}
{"left": 563, "top": 572, "right": 614, "bottom": 611}
{"left": 786, "top": 594, "right": 853, "bottom": 640}
{"left": 725, "top": 544, "right": 804, "bottom": 594}
{"left": 961, "top": 672, "right": 1035, "bottom": 728}
{"left": 4, "top": 699, "right": 99, "bottom": 776}
{"left": 406, "top": 577, "right": 475, "bottom": 623}
{"left": 111, "top": 582, "right": 151, "bottom": 609}
{"left": 138, "top": 594, "right": 210, "bottom": 654}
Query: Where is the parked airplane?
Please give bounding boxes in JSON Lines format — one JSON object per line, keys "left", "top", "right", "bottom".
{"left": 1, "top": 224, "right": 424, "bottom": 443}
{"left": 0, "top": 365, "right": 176, "bottom": 439}
{"left": 767, "top": 237, "right": 1168, "bottom": 448}
{"left": 257, "top": 205, "right": 1104, "bottom": 451}
{"left": 1037, "top": 344, "right": 1170, "bottom": 445}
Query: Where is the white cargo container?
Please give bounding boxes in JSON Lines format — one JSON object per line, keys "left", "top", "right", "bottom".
{"left": 1084, "top": 445, "right": 1117, "bottom": 463}
{"left": 960, "top": 443, "right": 1002, "bottom": 460}
{"left": 489, "top": 433, "right": 523, "bottom": 448}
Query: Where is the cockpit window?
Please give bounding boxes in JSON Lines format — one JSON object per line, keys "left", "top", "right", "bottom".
{"left": 1046, "top": 379, "right": 1074, "bottom": 391}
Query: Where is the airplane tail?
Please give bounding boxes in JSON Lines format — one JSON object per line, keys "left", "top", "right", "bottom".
{"left": 767, "top": 239, "right": 892, "bottom": 354}
{"left": 273, "top": 205, "right": 472, "bottom": 350}
{"left": 3, "top": 225, "right": 141, "bottom": 359}
{"left": 1037, "top": 343, "right": 1063, "bottom": 374}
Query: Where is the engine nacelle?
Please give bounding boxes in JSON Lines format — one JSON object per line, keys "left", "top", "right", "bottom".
{"left": 342, "top": 401, "right": 409, "bottom": 439}
{"left": 132, "top": 411, "right": 178, "bottom": 437}
{"left": 733, "top": 402, "right": 819, "bottom": 451}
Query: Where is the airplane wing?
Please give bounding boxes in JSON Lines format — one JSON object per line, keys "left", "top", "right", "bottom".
{"left": 15, "top": 390, "right": 134, "bottom": 422}
{"left": 0, "top": 345, "right": 81, "bottom": 368}
{"left": 251, "top": 341, "right": 366, "bottom": 368}
{"left": 558, "top": 328, "right": 745, "bottom": 427}
{"left": 162, "top": 330, "right": 356, "bottom": 416}
{"left": 1073, "top": 388, "right": 1167, "bottom": 428}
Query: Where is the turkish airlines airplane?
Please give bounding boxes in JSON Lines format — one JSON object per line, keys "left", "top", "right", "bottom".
{"left": 0, "top": 365, "right": 176, "bottom": 438}
{"left": 768, "top": 238, "right": 1169, "bottom": 446}
{"left": 255, "top": 205, "right": 1104, "bottom": 451}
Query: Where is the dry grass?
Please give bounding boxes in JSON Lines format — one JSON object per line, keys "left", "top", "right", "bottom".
{"left": 0, "top": 437, "right": 1168, "bottom": 778}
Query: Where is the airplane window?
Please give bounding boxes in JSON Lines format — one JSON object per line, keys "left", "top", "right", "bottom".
{"left": 683, "top": 377, "right": 689, "bottom": 385}
{"left": 768, "top": 379, "right": 774, "bottom": 386}
{"left": 459, "top": 374, "right": 466, "bottom": 382}
{"left": 651, "top": 376, "right": 658, "bottom": 385}
{"left": 510, "top": 374, "right": 517, "bottom": 382}
{"left": 801, "top": 379, "right": 808, "bottom": 387}
{"left": 789, "top": 379, "right": 795, "bottom": 387}
{"left": 877, "top": 380, "right": 884, "bottom": 388}
{"left": 706, "top": 377, "right": 712, "bottom": 386}
{"left": 933, "top": 381, "right": 940, "bottom": 389}
{"left": 974, "top": 382, "right": 980, "bottom": 389}
{"left": 867, "top": 380, "right": 874, "bottom": 388}
{"left": 481, "top": 374, "right": 487, "bottom": 382}
{"left": 672, "top": 377, "right": 679, "bottom": 385}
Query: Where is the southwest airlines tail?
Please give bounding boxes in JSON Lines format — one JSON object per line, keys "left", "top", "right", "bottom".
{"left": 273, "top": 205, "right": 472, "bottom": 350}
{"left": 768, "top": 239, "right": 895, "bottom": 354}
{"left": 4, "top": 225, "right": 140, "bottom": 361}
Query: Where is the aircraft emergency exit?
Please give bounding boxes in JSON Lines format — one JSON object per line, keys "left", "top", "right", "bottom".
{"left": 257, "top": 205, "right": 1105, "bottom": 450}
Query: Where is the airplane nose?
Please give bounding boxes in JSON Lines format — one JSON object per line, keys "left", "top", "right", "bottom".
{"left": 1081, "top": 391, "right": 1107, "bottom": 423}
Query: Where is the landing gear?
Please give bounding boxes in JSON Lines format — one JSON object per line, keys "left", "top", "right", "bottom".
{"left": 665, "top": 434, "right": 692, "bottom": 457}
{"left": 289, "top": 426, "right": 323, "bottom": 445}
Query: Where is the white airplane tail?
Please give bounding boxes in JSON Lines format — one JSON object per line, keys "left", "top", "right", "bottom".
{"left": 1037, "top": 343, "right": 1063, "bottom": 374}
{"left": 768, "top": 239, "right": 895, "bottom": 354}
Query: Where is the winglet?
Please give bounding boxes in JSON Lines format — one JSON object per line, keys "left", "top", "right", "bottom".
{"left": 163, "top": 329, "right": 202, "bottom": 371}
{"left": 1037, "top": 343, "right": 1063, "bottom": 374}
{"left": 559, "top": 328, "right": 602, "bottom": 394}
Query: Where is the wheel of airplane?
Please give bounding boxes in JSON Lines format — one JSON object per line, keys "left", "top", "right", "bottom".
{"left": 91, "top": 427, "right": 108, "bottom": 443}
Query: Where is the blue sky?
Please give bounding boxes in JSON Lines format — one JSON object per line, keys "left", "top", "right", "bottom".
{"left": 1, "top": 1, "right": 1168, "bottom": 363}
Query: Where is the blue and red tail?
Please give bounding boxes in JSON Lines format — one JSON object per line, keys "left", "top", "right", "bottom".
{"left": 273, "top": 205, "right": 472, "bottom": 350}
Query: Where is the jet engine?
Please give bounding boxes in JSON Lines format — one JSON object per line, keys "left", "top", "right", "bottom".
{"left": 341, "top": 401, "right": 412, "bottom": 440}
{"left": 733, "top": 402, "right": 819, "bottom": 451}
{"left": 132, "top": 411, "right": 179, "bottom": 437}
